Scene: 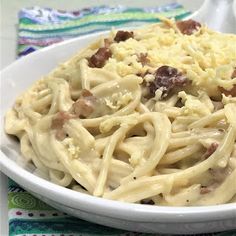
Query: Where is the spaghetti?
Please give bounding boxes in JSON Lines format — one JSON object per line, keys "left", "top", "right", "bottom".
{"left": 5, "top": 18, "right": 236, "bottom": 206}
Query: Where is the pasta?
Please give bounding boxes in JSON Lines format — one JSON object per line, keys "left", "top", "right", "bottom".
{"left": 5, "top": 18, "right": 236, "bottom": 206}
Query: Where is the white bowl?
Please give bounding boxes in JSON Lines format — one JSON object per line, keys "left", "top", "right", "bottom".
{"left": 0, "top": 32, "right": 236, "bottom": 234}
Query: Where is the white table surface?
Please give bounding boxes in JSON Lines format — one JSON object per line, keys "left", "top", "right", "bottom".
{"left": 0, "top": 1, "right": 202, "bottom": 235}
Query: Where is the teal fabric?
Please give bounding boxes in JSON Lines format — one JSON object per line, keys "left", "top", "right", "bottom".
{"left": 8, "top": 180, "right": 236, "bottom": 235}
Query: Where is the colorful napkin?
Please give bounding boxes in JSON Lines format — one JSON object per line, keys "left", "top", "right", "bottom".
{"left": 8, "top": 3, "right": 236, "bottom": 236}
{"left": 17, "top": 3, "right": 189, "bottom": 56}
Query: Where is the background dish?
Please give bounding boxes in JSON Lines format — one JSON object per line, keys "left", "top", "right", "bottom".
{"left": 1, "top": 32, "right": 236, "bottom": 234}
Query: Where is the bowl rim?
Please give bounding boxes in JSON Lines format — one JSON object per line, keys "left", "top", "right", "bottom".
{"left": 1, "top": 150, "right": 236, "bottom": 223}
{"left": 1, "top": 32, "right": 236, "bottom": 223}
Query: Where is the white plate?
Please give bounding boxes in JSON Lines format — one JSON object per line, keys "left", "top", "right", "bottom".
{"left": 0, "top": 32, "right": 236, "bottom": 234}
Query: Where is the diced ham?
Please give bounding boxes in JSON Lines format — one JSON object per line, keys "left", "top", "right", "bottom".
{"left": 51, "top": 111, "right": 73, "bottom": 130}
{"left": 148, "top": 65, "right": 188, "bottom": 97}
{"left": 70, "top": 89, "right": 96, "bottom": 118}
{"left": 114, "top": 30, "right": 134, "bottom": 42}
{"left": 88, "top": 47, "right": 112, "bottom": 68}
{"left": 51, "top": 90, "right": 96, "bottom": 140}
{"left": 51, "top": 111, "right": 74, "bottom": 141}
{"left": 219, "top": 85, "right": 236, "bottom": 97}
{"left": 71, "top": 99, "right": 94, "bottom": 118}
{"left": 176, "top": 19, "right": 201, "bottom": 35}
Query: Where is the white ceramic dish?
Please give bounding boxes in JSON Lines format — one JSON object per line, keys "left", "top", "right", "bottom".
{"left": 0, "top": 32, "right": 236, "bottom": 234}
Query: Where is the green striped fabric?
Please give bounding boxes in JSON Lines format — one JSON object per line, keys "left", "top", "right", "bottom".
{"left": 17, "top": 3, "right": 190, "bottom": 56}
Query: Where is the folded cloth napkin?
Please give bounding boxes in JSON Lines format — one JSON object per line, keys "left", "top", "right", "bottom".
{"left": 8, "top": 3, "right": 236, "bottom": 236}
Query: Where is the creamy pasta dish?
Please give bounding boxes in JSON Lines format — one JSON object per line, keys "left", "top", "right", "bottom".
{"left": 5, "top": 18, "right": 236, "bottom": 206}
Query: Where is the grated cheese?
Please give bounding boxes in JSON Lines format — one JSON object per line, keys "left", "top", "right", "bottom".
{"left": 104, "top": 22, "right": 236, "bottom": 97}
{"left": 62, "top": 138, "right": 80, "bottom": 159}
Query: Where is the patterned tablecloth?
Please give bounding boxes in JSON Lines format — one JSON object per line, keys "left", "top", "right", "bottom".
{"left": 8, "top": 3, "right": 236, "bottom": 236}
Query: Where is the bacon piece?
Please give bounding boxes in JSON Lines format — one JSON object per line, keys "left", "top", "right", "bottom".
{"left": 51, "top": 90, "right": 96, "bottom": 140}
{"left": 149, "top": 66, "right": 188, "bottom": 97}
{"left": 51, "top": 90, "right": 94, "bottom": 126}
{"left": 219, "top": 85, "right": 236, "bottom": 97}
{"left": 203, "top": 142, "right": 219, "bottom": 159}
{"left": 71, "top": 99, "right": 94, "bottom": 118}
{"left": 71, "top": 89, "right": 96, "bottom": 118}
{"left": 114, "top": 30, "right": 134, "bottom": 43}
{"left": 176, "top": 19, "right": 201, "bottom": 35}
{"left": 51, "top": 111, "right": 73, "bottom": 129}
{"left": 137, "top": 53, "right": 150, "bottom": 66}
{"left": 51, "top": 111, "right": 73, "bottom": 141}
{"left": 88, "top": 47, "right": 112, "bottom": 68}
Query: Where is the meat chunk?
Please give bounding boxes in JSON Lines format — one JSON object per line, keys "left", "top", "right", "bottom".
{"left": 88, "top": 47, "right": 112, "bottom": 68}
{"left": 51, "top": 90, "right": 95, "bottom": 128}
{"left": 219, "top": 68, "right": 236, "bottom": 97}
{"left": 70, "top": 89, "right": 96, "bottom": 118}
{"left": 51, "top": 111, "right": 73, "bottom": 141}
{"left": 219, "top": 85, "right": 236, "bottom": 97}
{"left": 71, "top": 99, "right": 94, "bottom": 118}
{"left": 137, "top": 53, "right": 150, "bottom": 66}
{"left": 149, "top": 66, "right": 188, "bottom": 97}
{"left": 176, "top": 19, "right": 201, "bottom": 35}
{"left": 51, "top": 111, "right": 73, "bottom": 129}
{"left": 203, "top": 142, "right": 219, "bottom": 159}
{"left": 114, "top": 30, "right": 134, "bottom": 43}
{"left": 51, "top": 90, "right": 96, "bottom": 140}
